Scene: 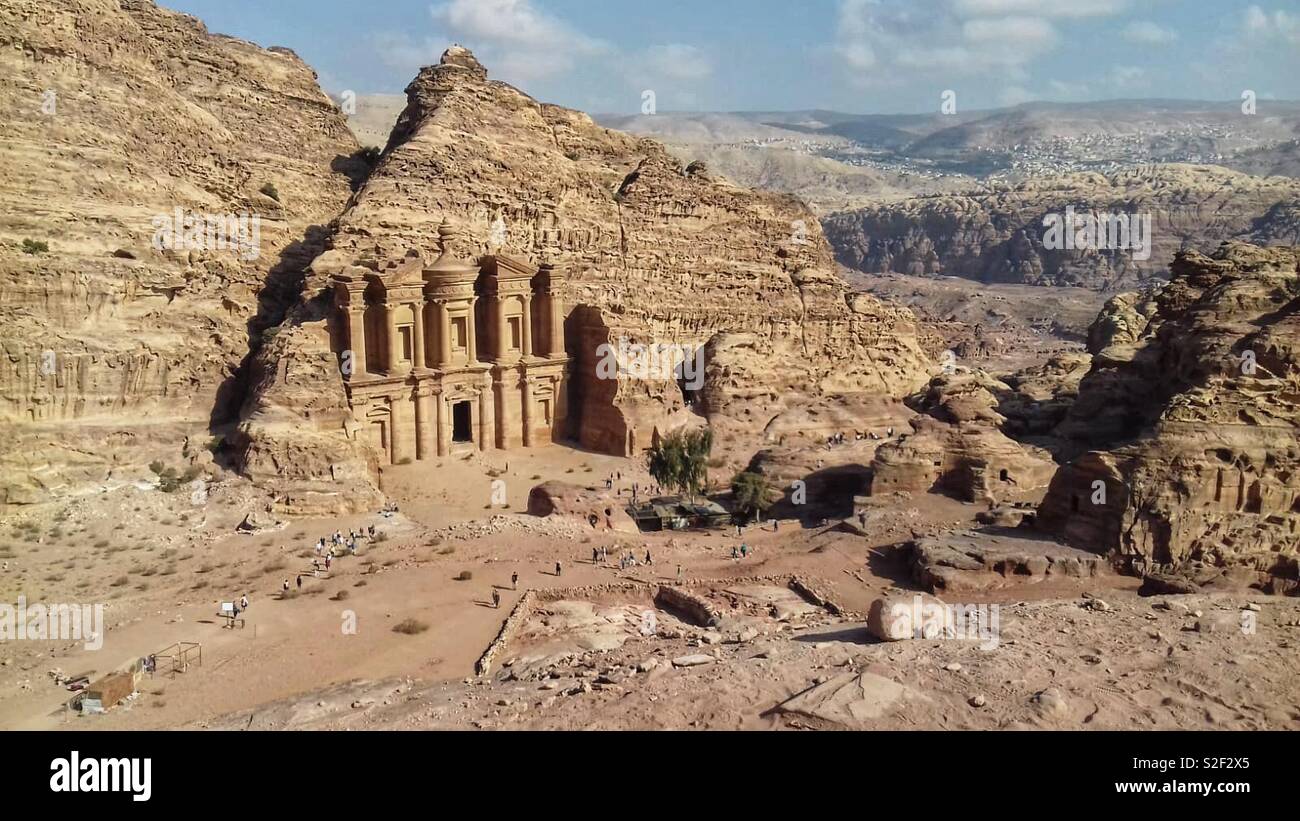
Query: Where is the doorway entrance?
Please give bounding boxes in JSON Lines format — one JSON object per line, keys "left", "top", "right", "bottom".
{"left": 452, "top": 400, "right": 473, "bottom": 443}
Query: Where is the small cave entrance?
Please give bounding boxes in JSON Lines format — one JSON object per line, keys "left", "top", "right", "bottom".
{"left": 452, "top": 401, "right": 473, "bottom": 443}
{"left": 675, "top": 349, "right": 703, "bottom": 407}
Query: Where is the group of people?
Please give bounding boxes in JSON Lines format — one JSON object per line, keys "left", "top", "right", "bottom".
{"left": 283, "top": 524, "right": 383, "bottom": 596}
{"left": 826, "top": 428, "right": 895, "bottom": 447}
{"left": 590, "top": 545, "right": 653, "bottom": 570}
{"left": 316, "top": 525, "right": 375, "bottom": 558}
{"left": 731, "top": 543, "right": 752, "bottom": 560}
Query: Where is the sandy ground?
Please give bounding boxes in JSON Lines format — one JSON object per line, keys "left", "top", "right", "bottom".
{"left": 1, "top": 437, "right": 1297, "bottom": 731}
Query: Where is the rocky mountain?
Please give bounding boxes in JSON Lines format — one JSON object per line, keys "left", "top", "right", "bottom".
{"left": 0, "top": 0, "right": 362, "bottom": 505}
{"left": 823, "top": 165, "right": 1300, "bottom": 289}
{"left": 1037, "top": 242, "right": 1300, "bottom": 591}
{"left": 237, "top": 46, "right": 933, "bottom": 510}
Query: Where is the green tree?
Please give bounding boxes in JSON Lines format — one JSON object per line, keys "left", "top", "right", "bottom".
{"left": 647, "top": 427, "right": 713, "bottom": 503}
{"left": 730, "top": 470, "right": 777, "bottom": 522}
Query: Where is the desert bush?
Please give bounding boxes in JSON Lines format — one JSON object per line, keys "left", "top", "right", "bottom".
{"left": 392, "top": 618, "right": 428, "bottom": 635}
{"left": 454, "top": 570, "right": 473, "bottom": 581}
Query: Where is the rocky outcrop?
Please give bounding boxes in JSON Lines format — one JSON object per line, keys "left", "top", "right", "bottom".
{"left": 526, "top": 480, "right": 637, "bottom": 533}
{"left": 823, "top": 166, "right": 1300, "bottom": 290}
{"left": 238, "top": 46, "right": 932, "bottom": 505}
{"left": 1038, "top": 243, "right": 1300, "bottom": 591}
{"left": 869, "top": 369, "right": 1058, "bottom": 503}
{"left": 0, "top": 0, "right": 361, "bottom": 504}
{"left": 905, "top": 532, "right": 1107, "bottom": 593}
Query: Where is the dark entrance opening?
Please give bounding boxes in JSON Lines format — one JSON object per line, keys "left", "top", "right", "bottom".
{"left": 452, "top": 401, "right": 473, "bottom": 443}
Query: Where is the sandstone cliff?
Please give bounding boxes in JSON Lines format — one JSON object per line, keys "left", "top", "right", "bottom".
{"left": 237, "top": 46, "right": 932, "bottom": 506}
{"left": 1038, "top": 243, "right": 1300, "bottom": 590}
{"left": 823, "top": 166, "right": 1300, "bottom": 290}
{"left": 0, "top": 0, "right": 361, "bottom": 504}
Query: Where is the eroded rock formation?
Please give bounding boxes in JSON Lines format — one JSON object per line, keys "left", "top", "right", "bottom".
{"left": 0, "top": 0, "right": 361, "bottom": 504}
{"left": 869, "top": 369, "right": 1058, "bottom": 503}
{"left": 1038, "top": 243, "right": 1300, "bottom": 590}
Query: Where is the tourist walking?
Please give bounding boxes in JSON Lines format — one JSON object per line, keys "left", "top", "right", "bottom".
{"left": 555, "top": 561, "right": 562, "bottom": 577}
{"left": 511, "top": 572, "right": 518, "bottom": 590}
{"left": 240, "top": 594, "right": 249, "bottom": 610}
{"left": 282, "top": 579, "right": 290, "bottom": 593}
{"left": 492, "top": 590, "right": 501, "bottom": 609}
{"left": 676, "top": 565, "right": 683, "bottom": 582}
{"left": 295, "top": 575, "right": 302, "bottom": 590}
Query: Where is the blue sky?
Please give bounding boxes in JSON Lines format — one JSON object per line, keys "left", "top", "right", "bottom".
{"left": 161, "top": 0, "right": 1300, "bottom": 114}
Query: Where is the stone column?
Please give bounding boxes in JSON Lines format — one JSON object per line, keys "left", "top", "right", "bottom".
{"left": 466, "top": 299, "right": 479, "bottom": 363}
{"left": 382, "top": 302, "right": 400, "bottom": 375}
{"left": 435, "top": 393, "right": 449, "bottom": 457}
{"left": 521, "top": 376, "right": 534, "bottom": 447}
{"left": 547, "top": 290, "right": 565, "bottom": 358}
{"left": 388, "top": 396, "right": 404, "bottom": 463}
{"left": 346, "top": 304, "right": 368, "bottom": 379}
{"left": 414, "top": 387, "right": 433, "bottom": 460}
{"left": 412, "top": 301, "right": 426, "bottom": 370}
{"left": 478, "top": 382, "right": 494, "bottom": 451}
{"left": 521, "top": 295, "right": 534, "bottom": 358}
{"left": 436, "top": 301, "right": 451, "bottom": 367}
{"left": 491, "top": 294, "right": 506, "bottom": 358}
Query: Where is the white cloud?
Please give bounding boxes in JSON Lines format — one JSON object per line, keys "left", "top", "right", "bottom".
{"left": 835, "top": 1, "right": 1062, "bottom": 83}
{"left": 1121, "top": 21, "right": 1178, "bottom": 44}
{"left": 1046, "top": 77, "right": 1090, "bottom": 98}
{"left": 998, "top": 85, "right": 1038, "bottom": 105}
{"left": 428, "top": 0, "right": 611, "bottom": 81}
{"left": 1108, "top": 65, "right": 1147, "bottom": 89}
{"left": 368, "top": 32, "right": 445, "bottom": 75}
{"left": 952, "top": 0, "right": 1127, "bottom": 18}
{"left": 1241, "top": 5, "right": 1300, "bottom": 44}
{"left": 638, "top": 44, "right": 713, "bottom": 82}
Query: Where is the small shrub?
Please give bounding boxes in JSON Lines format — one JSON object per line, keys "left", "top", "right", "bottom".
{"left": 110, "top": 575, "right": 129, "bottom": 587}
{"left": 331, "top": 590, "right": 349, "bottom": 601}
{"left": 20, "top": 239, "right": 48, "bottom": 255}
{"left": 392, "top": 618, "right": 428, "bottom": 635}
{"left": 454, "top": 570, "right": 473, "bottom": 581}
{"left": 260, "top": 182, "right": 280, "bottom": 201}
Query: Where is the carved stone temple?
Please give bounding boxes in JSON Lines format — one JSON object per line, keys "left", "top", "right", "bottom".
{"left": 329, "top": 221, "right": 569, "bottom": 465}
